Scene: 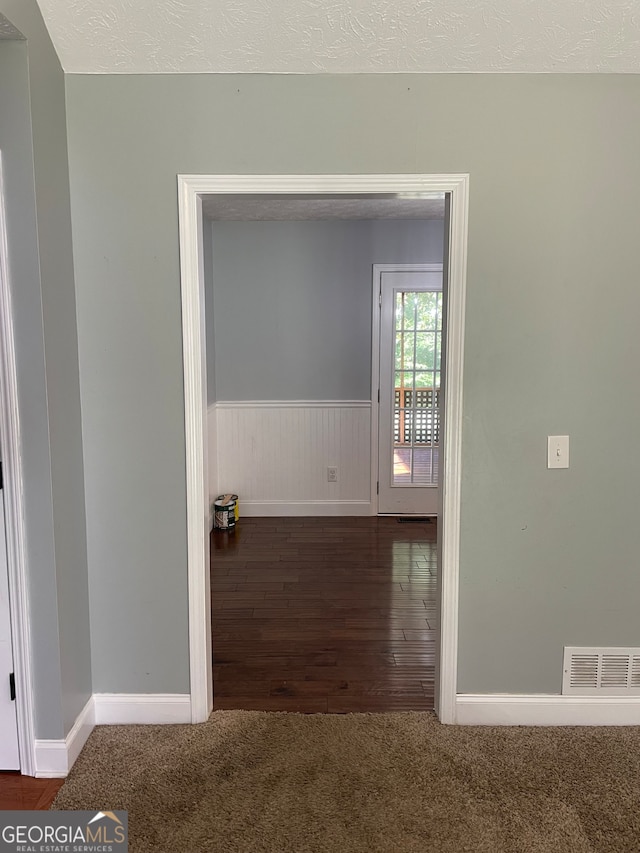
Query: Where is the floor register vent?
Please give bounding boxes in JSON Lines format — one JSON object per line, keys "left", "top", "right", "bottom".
{"left": 563, "top": 647, "right": 640, "bottom": 695}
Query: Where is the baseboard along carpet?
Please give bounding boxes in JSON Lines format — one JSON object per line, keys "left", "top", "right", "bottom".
{"left": 53, "top": 711, "right": 640, "bottom": 852}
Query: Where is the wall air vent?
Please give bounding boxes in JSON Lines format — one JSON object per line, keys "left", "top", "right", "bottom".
{"left": 563, "top": 647, "right": 640, "bottom": 695}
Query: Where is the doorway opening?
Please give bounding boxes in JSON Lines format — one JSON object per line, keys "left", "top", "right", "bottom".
{"left": 177, "top": 175, "right": 469, "bottom": 724}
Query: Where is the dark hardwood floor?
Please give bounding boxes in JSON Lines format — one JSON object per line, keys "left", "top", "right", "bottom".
{"left": 0, "top": 773, "right": 63, "bottom": 809}
{"left": 212, "top": 516, "right": 437, "bottom": 712}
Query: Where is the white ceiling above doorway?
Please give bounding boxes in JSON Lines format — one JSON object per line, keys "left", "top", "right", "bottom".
{"left": 35, "top": 0, "right": 640, "bottom": 74}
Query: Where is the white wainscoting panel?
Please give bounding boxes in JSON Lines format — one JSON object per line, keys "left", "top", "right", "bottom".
{"left": 214, "top": 401, "right": 372, "bottom": 515}
{"left": 208, "top": 403, "right": 218, "bottom": 528}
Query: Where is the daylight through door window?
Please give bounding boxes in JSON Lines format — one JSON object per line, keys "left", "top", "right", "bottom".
{"left": 392, "top": 290, "right": 442, "bottom": 486}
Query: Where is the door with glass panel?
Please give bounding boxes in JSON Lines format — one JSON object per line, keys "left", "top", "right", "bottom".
{"left": 377, "top": 266, "right": 443, "bottom": 515}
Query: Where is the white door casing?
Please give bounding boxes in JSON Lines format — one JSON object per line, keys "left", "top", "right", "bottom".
{"left": 375, "top": 265, "right": 443, "bottom": 515}
{"left": 177, "top": 174, "right": 469, "bottom": 725}
{"left": 0, "top": 480, "right": 19, "bottom": 769}
{"left": 0, "top": 153, "right": 35, "bottom": 773}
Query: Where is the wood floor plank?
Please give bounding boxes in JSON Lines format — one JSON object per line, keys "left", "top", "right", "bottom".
{"left": 0, "top": 774, "right": 63, "bottom": 810}
{"left": 403, "top": 630, "right": 438, "bottom": 642}
{"left": 327, "top": 695, "right": 433, "bottom": 713}
{"left": 214, "top": 696, "right": 328, "bottom": 712}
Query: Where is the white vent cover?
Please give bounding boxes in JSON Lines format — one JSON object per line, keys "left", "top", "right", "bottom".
{"left": 563, "top": 647, "right": 640, "bottom": 695}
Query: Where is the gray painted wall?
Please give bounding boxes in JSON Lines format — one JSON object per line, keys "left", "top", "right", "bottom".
{"left": 208, "top": 219, "right": 444, "bottom": 401}
{"left": 64, "top": 73, "right": 640, "bottom": 696}
{"left": 0, "top": 1, "right": 91, "bottom": 737}
{"left": 0, "top": 38, "right": 63, "bottom": 740}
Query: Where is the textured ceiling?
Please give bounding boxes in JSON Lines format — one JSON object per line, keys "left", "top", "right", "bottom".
{"left": 35, "top": 0, "right": 640, "bottom": 74}
{"left": 0, "top": 13, "right": 24, "bottom": 39}
{"left": 202, "top": 196, "right": 445, "bottom": 221}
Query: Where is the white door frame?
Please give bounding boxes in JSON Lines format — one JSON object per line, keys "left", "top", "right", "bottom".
{"left": 177, "top": 174, "right": 469, "bottom": 724}
{"left": 371, "top": 263, "right": 444, "bottom": 516}
{"left": 0, "top": 154, "right": 36, "bottom": 774}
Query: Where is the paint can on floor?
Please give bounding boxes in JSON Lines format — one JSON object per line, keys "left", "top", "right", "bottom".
{"left": 214, "top": 498, "right": 236, "bottom": 530}
{"left": 216, "top": 493, "right": 239, "bottom": 522}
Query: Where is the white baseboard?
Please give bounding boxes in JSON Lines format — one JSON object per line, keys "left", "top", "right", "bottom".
{"left": 455, "top": 694, "right": 640, "bottom": 726}
{"left": 29, "top": 690, "right": 640, "bottom": 778}
{"left": 33, "top": 694, "right": 192, "bottom": 777}
{"left": 93, "top": 693, "right": 192, "bottom": 725}
{"left": 240, "top": 500, "right": 373, "bottom": 517}
{"left": 34, "top": 696, "right": 95, "bottom": 778}
{"left": 34, "top": 741, "right": 69, "bottom": 779}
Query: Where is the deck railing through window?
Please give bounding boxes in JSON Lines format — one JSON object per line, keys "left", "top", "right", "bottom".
{"left": 394, "top": 387, "right": 440, "bottom": 446}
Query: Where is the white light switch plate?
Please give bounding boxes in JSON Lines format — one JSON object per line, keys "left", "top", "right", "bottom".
{"left": 548, "top": 435, "right": 569, "bottom": 469}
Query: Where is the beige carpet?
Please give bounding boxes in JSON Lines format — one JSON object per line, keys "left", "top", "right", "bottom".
{"left": 53, "top": 711, "right": 640, "bottom": 852}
